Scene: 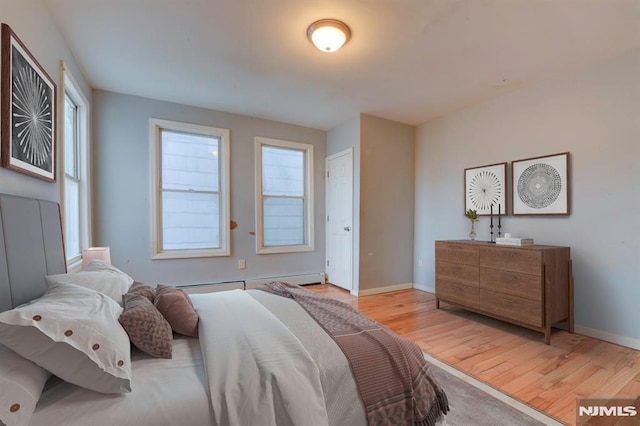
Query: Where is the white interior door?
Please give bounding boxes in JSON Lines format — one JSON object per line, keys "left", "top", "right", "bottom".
{"left": 325, "top": 149, "right": 353, "bottom": 290}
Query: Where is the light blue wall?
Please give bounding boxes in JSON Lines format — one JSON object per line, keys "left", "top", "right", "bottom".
{"left": 327, "top": 117, "right": 360, "bottom": 157}
{"left": 327, "top": 117, "right": 361, "bottom": 291}
{"left": 0, "top": 0, "right": 91, "bottom": 202}
{"left": 415, "top": 49, "right": 640, "bottom": 345}
{"left": 93, "top": 90, "right": 326, "bottom": 286}
{"left": 327, "top": 115, "right": 415, "bottom": 293}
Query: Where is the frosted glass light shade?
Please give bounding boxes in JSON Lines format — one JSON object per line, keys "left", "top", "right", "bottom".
{"left": 82, "top": 247, "right": 111, "bottom": 267}
{"left": 307, "top": 19, "right": 351, "bottom": 53}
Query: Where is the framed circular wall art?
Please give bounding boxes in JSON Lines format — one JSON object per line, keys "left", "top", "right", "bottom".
{"left": 512, "top": 152, "right": 569, "bottom": 215}
{"left": 464, "top": 162, "right": 507, "bottom": 216}
{"left": 1, "top": 24, "right": 57, "bottom": 182}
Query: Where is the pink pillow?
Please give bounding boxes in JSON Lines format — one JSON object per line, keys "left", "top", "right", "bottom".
{"left": 154, "top": 285, "right": 199, "bottom": 337}
{"left": 119, "top": 293, "right": 172, "bottom": 358}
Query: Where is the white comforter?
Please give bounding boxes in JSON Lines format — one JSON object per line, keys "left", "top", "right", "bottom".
{"left": 31, "top": 289, "right": 369, "bottom": 426}
{"left": 191, "top": 290, "right": 330, "bottom": 426}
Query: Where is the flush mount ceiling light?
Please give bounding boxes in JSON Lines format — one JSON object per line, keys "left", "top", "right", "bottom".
{"left": 307, "top": 19, "right": 351, "bottom": 53}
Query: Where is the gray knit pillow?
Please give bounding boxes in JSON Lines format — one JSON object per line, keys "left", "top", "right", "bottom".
{"left": 126, "top": 281, "right": 155, "bottom": 303}
{"left": 119, "top": 293, "right": 172, "bottom": 359}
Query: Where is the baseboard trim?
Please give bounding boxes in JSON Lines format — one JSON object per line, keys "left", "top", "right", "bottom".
{"left": 413, "top": 283, "right": 435, "bottom": 294}
{"left": 574, "top": 324, "right": 640, "bottom": 350}
{"left": 352, "top": 282, "right": 413, "bottom": 297}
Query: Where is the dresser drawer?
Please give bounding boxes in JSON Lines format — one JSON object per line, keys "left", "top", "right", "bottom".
{"left": 479, "top": 289, "right": 542, "bottom": 327}
{"left": 437, "top": 279, "right": 479, "bottom": 309}
{"left": 436, "top": 242, "right": 479, "bottom": 267}
{"left": 436, "top": 260, "right": 478, "bottom": 287}
{"left": 480, "top": 268, "right": 541, "bottom": 301}
{"left": 480, "top": 247, "right": 541, "bottom": 275}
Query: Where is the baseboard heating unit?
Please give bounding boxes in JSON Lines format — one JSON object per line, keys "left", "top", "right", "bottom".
{"left": 245, "top": 273, "right": 326, "bottom": 289}
{"left": 177, "top": 273, "right": 326, "bottom": 294}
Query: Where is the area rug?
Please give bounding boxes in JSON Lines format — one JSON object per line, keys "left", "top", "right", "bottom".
{"left": 424, "top": 353, "right": 566, "bottom": 426}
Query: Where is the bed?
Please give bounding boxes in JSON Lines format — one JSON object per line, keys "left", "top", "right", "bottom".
{"left": 0, "top": 193, "right": 448, "bottom": 426}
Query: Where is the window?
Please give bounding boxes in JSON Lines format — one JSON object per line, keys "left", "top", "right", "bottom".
{"left": 61, "top": 63, "right": 90, "bottom": 268}
{"left": 64, "top": 95, "right": 80, "bottom": 259}
{"left": 150, "top": 119, "right": 230, "bottom": 259}
{"left": 255, "top": 137, "right": 314, "bottom": 254}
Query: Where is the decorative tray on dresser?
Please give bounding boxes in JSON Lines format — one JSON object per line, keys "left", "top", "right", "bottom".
{"left": 435, "top": 240, "right": 573, "bottom": 344}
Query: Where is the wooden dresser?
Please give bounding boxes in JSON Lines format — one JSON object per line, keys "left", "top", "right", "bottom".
{"left": 435, "top": 240, "right": 573, "bottom": 344}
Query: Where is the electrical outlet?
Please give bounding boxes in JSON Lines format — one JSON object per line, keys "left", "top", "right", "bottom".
{"left": 238, "top": 259, "right": 246, "bottom": 269}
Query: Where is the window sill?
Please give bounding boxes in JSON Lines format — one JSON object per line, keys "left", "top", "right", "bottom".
{"left": 256, "top": 244, "right": 314, "bottom": 255}
{"left": 66, "top": 256, "right": 83, "bottom": 272}
{"left": 152, "top": 248, "right": 230, "bottom": 260}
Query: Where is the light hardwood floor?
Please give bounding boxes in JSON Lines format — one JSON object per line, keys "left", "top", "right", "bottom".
{"left": 306, "top": 284, "right": 640, "bottom": 426}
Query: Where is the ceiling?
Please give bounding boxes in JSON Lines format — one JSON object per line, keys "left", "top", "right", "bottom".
{"left": 43, "top": 0, "right": 640, "bottom": 130}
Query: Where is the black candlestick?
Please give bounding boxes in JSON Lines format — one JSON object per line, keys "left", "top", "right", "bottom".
{"left": 490, "top": 204, "right": 494, "bottom": 243}
{"left": 498, "top": 204, "right": 502, "bottom": 238}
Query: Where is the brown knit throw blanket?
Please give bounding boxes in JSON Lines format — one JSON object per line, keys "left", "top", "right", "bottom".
{"left": 259, "top": 282, "right": 449, "bottom": 426}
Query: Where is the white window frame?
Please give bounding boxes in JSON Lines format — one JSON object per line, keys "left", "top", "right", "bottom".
{"left": 60, "top": 61, "right": 91, "bottom": 271}
{"left": 255, "top": 136, "right": 314, "bottom": 254}
{"left": 150, "top": 118, "right": 230, "bottom": 259}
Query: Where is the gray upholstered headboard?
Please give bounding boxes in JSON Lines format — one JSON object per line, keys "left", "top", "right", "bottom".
{"left": 0, "top": 193, "right": 67, "bottom": 313}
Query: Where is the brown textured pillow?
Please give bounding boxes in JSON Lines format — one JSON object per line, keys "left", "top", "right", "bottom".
{"left": 126, "top": 281, "right": 155, "bottom": 302}
{"left": 119, "top": 293, "right": 172, "bottom": 359}
{"left": 154, "top": 285, "right": 199, "bottom": 337}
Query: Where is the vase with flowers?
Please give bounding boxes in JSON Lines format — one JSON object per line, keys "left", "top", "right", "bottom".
{"left": 465, "top": 209, "right": 479, "bottom": 240}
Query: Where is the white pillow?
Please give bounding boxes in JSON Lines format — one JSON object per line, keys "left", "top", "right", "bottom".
{"left": 0, "top": 345, "right": 50, "bottom": 426}
{"left": 45, "top": 260, "right": 133, "bottom": 306}
{"left": 0, "top": 282, "right": 132, "bottom": 394}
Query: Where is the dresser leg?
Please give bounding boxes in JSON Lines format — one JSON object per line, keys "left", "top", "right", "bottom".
{"left": 568, "top": 259, "right": 574, "bottom": 334}
{"left": 436, "top": 297, "right": 440, "bottom": 309}
{"left": 544, "top": 329, "right": 551, "bottom": 345}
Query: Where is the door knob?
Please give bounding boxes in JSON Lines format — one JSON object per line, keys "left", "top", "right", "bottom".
{"left": 344, "top": 226, "right": 351, "bottom": 231}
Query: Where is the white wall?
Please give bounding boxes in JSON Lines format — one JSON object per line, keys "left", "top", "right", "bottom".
{"left": 93, "top": 90, "right": 326, "bottom": 286}
{"left": 0, "top": 0, "right": 91, "bottom": 201}
{"left": 415, "top": 49, "right": 640, "bottom": 345}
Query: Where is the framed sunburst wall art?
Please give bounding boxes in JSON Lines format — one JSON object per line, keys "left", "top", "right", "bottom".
{"left": 1, "top": 23, "right": 57, "bottom": 182}
{"left": 512, "top": 152, "right": 569, "bottom": 215}
{"left": 464, "top": 162, "right": 507, "bottom": 216}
